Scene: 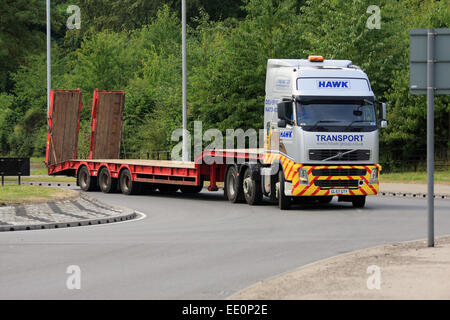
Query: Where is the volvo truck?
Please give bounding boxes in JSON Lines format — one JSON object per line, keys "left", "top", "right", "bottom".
{"left": 258, "top": 55, "right": 387, "bottom": 209}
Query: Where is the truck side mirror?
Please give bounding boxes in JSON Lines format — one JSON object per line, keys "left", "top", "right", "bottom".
{"left": 381, "top": 102, "right": 387, "bottom": 120}
{"left": 380, "top": 103, "right": 388, "bottom": 128}
{"left": 277, "top": 119, "right": 287, "bottom": 128}
{"left": 375, "top": 101, "right": 388, "bottom": 128}
{"left": 277, "top": 101, "right": 293, "bottom": 125}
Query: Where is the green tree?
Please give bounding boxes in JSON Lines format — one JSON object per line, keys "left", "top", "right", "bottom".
{"left": 299, "top": 0, "right": 406, "bottom": 96}
{"left": 381, "top": 0, "right": 450, "bottom": 170}
{"left": 0, "top": 0, "right": 67, "bottom": 92}
{"left": 190, "top": 0, "right": 306, "bottom": 135}
{"left": 4, "top": 49, "right": 66, "bottom": 156}
{"left": 123, "top": 6, "right": 183, "bottom": 153}
{"left": 0, "top": 0, "right": 46, "bottom": 92}
{"left": 0, "top": 93, "right": 15, "bottom": 155}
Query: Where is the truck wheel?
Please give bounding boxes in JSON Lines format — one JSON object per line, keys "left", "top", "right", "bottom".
{"left": 77, "top": 166, "right": 98, "bottom": 191}
{"left": 243, "top": 168, "right": 263, "bottom": 205}
{"left": 157, "top": 184, "right": 179, "bottom": 194}
{"left": 318, "top": 196, "right": 333, "bottom": 204}
{"left": 98, "top": 167, "right": 118, "bottom": 193}
{"left": 225, "top": 166, "right": 244, "bottom": 203}
{"left": 278, "top": 169, "right": 291, "bottom": 210}
{"left": 119, "top": 169, "right": 141, "bottom": 195}
{"left": 180, "top": 180, "right": 204, "bottom": 194}
{"left": 352, "top": 196, "right": 366, "bottom": 208}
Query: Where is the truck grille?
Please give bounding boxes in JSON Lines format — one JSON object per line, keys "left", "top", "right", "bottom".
{"left": 314, "top": 179, "right": 359, "bottom": 188}
{"left": 309, "top": 149, "right": 370, "bottom": 161}
{"left": 311, "top": 168, "right": 367, "bottom": 176}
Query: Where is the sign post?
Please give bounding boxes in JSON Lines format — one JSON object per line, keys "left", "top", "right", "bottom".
{"left": 410, "top": 28, "right": 450, "bottom": 247}
{"left": 426, "top": 29, "right": 435, "bottom": 248}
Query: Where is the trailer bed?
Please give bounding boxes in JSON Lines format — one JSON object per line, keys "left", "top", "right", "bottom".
{"left": 45, "top": 89, "right": 264, "bottom": 193}
{"left": 48, "top": 147, "right": 263, "bottom": 191}
{"left": 84, "top": 159, "right": 196, "bottom": 169}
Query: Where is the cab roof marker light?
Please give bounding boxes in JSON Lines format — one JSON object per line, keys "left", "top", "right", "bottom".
{"left": 308, "top": 55, "right": 324, "bottom": 62}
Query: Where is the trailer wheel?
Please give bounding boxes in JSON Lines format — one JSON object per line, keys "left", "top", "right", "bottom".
{"left": 278, "top": 169, "right": 291, "bottom": 210}
{"left": 243, "top": 168, "right": 263, "bottom": 205}
{"left": 180, "top": 180, "right": 204, "bottom": 194}
{"left": 77, "top": 166, "right": 98, "bottom": 191}
{"left": 225, "top": 166, "right": 244, "bottom": 203}
{"left": 352, "top": 196, "right": 366, "bottom": 208}
{"left": 98, "top": 167, "right": 118, "bottom": 193}
{"left": 119, "top": 169, "right": 140, "bottom": 195}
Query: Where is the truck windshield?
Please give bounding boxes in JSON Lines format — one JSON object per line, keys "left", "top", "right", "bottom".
{"left": 296, "top": 101, "right": 377, "bottom": 132}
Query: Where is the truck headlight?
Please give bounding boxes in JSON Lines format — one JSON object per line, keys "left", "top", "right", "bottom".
{"left": 299, "top": 168, "right": 309, "bottom": 185}
{"left": 369, "top": 168, "right": 378, "bottom": 185}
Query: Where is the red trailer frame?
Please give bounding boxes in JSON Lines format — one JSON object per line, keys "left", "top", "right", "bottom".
{"left": 46, "top": 90, "right": 260, "bottom": 193}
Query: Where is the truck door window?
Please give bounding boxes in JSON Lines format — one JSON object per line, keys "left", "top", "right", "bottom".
{"left": 285, "top": 102, "right": 294, "bottom": 122}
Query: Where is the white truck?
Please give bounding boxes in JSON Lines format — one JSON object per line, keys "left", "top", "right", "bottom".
{"left": 252, "top": 55, "right": 387, "bottom": 209}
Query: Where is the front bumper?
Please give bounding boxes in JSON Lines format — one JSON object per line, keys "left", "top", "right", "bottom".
{"left": 280, "top": 159, "right": 381, "bottom": 197}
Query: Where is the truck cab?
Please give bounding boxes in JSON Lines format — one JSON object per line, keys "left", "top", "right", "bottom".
{"left": 261, "top": 56, "right": 387, "bottom": 209}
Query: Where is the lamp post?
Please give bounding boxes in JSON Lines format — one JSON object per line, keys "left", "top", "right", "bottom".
{"left": 181, "top": 0, "right": 189, "bottom": 162}
{"left": 46, "top": 0, "right": 51, "bottom": 120}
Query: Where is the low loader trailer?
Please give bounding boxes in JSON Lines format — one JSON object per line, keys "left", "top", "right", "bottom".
{"left": 47, "top": 56, "right": 388, "bottom": 210}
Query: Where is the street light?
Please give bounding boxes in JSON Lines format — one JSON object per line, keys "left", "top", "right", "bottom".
{"left": 181, "top": 0, "right": 189, "bottom": 162}
{"left": 46, "top": 0, "right": 51, "bottom": 120}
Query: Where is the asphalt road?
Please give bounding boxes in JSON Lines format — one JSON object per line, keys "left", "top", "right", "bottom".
{"left": 1, "top": 189, "right": 449, "bottom": 299}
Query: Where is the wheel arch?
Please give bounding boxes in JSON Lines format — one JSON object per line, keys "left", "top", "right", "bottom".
{"left": 118, "top": 165, "right": 132, "bottom": 179}
{"left": 240, "top": 163, "right": 261, "bottom": 181}
{"left": 75, "top": 162, "right": 90, "bottom": 176}
{"left": 98, "top": 165, "right": 110, "bottom": 176}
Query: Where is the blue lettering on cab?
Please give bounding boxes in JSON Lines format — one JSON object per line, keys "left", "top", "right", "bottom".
{"left": 280, "top": 130, "right": 293, "bottom": 139}
{"left": 317, "top": 80, "right": 350, "bottom": 89}
{"left": 315, "top": 134, "right": 364, "bottom": 142}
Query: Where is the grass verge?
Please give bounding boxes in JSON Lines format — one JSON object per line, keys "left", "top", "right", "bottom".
{"left": 0, "top": 185, "right": 78, "bottom": 206}
{"left": 381, "top": 170, "right": 450, "bottom": 185}
{"left": 3, "top": 176, "right": 76, "bottom": 183}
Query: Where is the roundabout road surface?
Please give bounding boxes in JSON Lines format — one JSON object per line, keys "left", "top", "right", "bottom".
{"left": 1, "top": 189, "right": 449, "bottom": 299}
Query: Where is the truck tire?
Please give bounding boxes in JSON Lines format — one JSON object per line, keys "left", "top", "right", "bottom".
{"left": 268, "top": 162, "right": 280, "bottom": 203}
{"left": 352, "top": 196, "right": 366, "bottom": 208}
{"left": 77, "top": 166, "right": 98, "bottom": 191}
{"left": 119, "top": 169, "right": 141, "bottom": 195}
{"left": 180, "top": 180, "right": 204, "bottom": 194}
{"left": 243, "top": 167, "right": 263, "bottom": 205}
{"left": 157, "top": 184, "right": 179, "bottom": 194}
{"left": 98, "top": 167, "right": 118, "bottom": 193}
{"left": 225, "top": 165, "right": 244, "bottom": 203}
{"left": 278, "top": 169, "right": 291, "bottom": 210}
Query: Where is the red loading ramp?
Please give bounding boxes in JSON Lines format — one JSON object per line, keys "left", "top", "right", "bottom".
{"left": 46, "top": 89, "right": 82, "bottom": 166}
{"left": 89, "top": 89, "right": 125, "bottom": 160}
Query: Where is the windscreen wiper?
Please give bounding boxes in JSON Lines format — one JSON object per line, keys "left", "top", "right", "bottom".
{"left": 308, "top": 120, "right": 343, "bottom": 131}
{"left": 344, "top": 120, "right": 372, "bottom": 131}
